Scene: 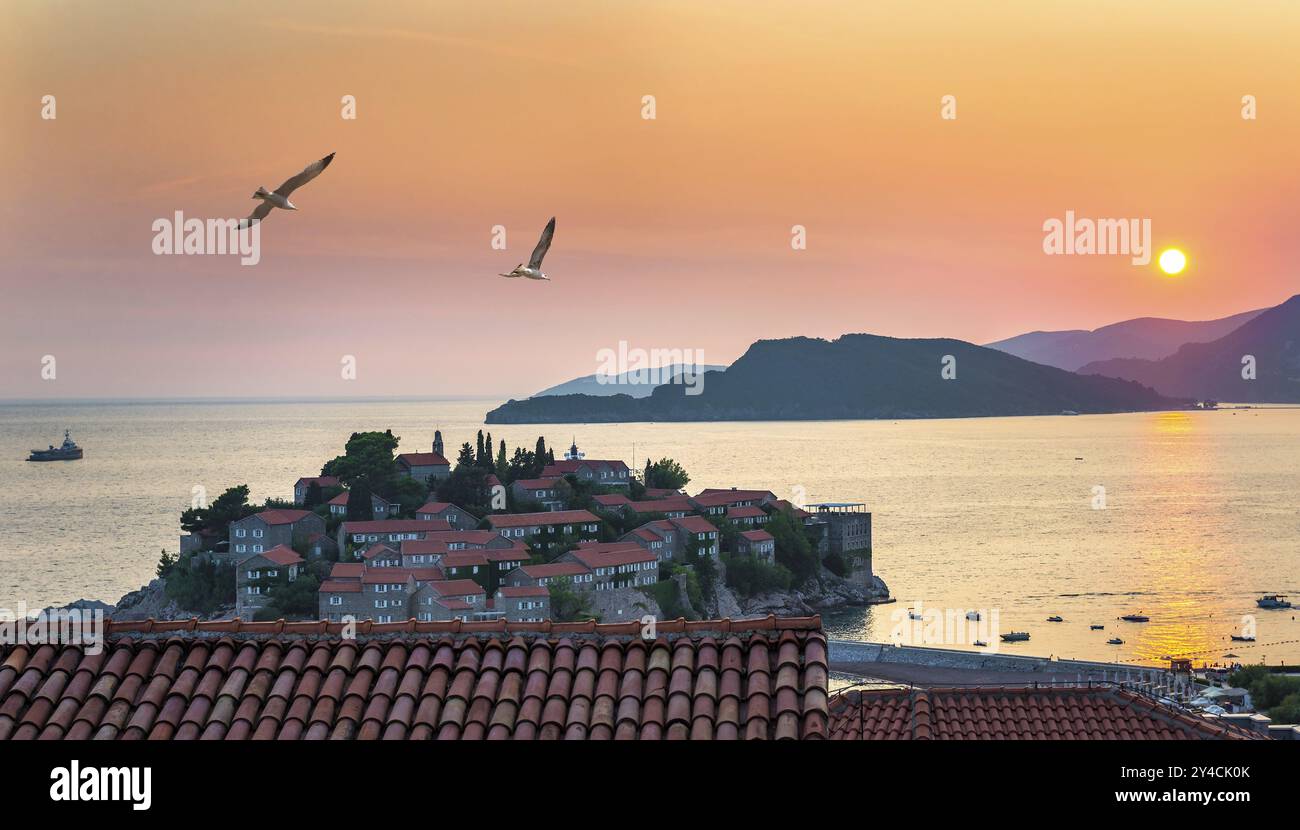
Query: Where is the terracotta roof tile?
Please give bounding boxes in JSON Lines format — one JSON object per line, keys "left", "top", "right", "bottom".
{"left": 827, "top": 686, "right": 1259, "bottom": 740}
{"left": 0, "top": 615, "right": 827, "bottom": 740}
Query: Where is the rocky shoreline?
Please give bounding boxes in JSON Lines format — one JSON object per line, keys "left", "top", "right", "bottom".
{"left": 51, "top": 566, "right": 889, "bottom": 626}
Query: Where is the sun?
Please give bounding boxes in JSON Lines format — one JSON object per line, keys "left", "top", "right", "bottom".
{"left": 1158, "top": 248, "right": 1187, "bottom": 275}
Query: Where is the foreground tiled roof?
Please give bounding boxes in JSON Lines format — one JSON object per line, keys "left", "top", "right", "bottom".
{"left": 0, "top": 616, "right": 828, "bottom": 740}
{"left": 827, "top": 686, "right": 1258, "bottom": 740}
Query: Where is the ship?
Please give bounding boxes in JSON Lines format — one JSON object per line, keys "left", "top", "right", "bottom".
{"left": 1000, "top": 632, "right": 1030, "bottom": 642}
{"left": 1257, "top": 595, "right": 1292, "bottom": 610}
{"left": 27, "top": 430, "right": 83, "bottom": 461}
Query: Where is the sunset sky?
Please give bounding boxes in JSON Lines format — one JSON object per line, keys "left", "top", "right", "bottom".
{"left": 3, "top": 0, "right": 1299, "bottom": 399}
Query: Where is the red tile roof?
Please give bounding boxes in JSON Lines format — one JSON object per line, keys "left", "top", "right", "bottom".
{"left": 592, "top": 494, "right": 631, "bottom": 507}
{"left": 542, "top": 459, "right": 630, "bottom": 476}
{"left": 361, "top": 570, "right": 416, "bottom": 586}
{"left": 253, "top": 508, "right": 315, "bottom": 526}
{"left": 414, "top": 502, "right": 456, "bottom": 515}
{"left": 329, "top": 563, "right": 365, "bottom": 580}
{"left": 565, "top": 544, "right": 657, "bottom": 568}
{"left": 827, "top": 686, "right": 1258, "bottom": 740}
{"left": 360, "top": 544, "right": 400, "bottom": 561}
{"left": 0, "top": 616, "right": 826, "bottom": 739}
{"left": 516, "top": 562, "right": 590, "bottom": 579}
{"left": 327, "top": 492, "right": 350, "bottom": 506}
{"left": 296, "top": 476, "right": 340, "bottom": 488}
{"left": 439, "top": 551, "right": 488, "bottom": 568}
{"left": 671, "top": 516, "right": 718, "bottom": 534}
{"left": 626, "top": 496, "right": 693, "bottom": 514}
{"left": 513, "top": 478, "right": 565, "bottom": 490}
{"left": 740, "top": 530, "right": 774, "bottom": 543}
{"left": 426, "top": 579, "right": 487, "bottom": 597}
{"left": 256, "top": 545, "right": 304, "bottom": 566}
{"left": 487, "top": 510, "right": 599, "bottom": 529}
{"left": 396, "top": 452, "right": 450, "bottom": 467}
{"left": 727, "top": 506, "right": 766, "bottom": 519}
{"left": 343, "top": 519, "right": 453, "bottom": 535}
{"left": 497, "top": 586, "right": 549, "bottom": 598}
{"left": 642, "top": 488, "right": 684, "bottom": 499}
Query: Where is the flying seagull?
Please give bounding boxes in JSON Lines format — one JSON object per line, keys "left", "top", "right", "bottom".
{"left": 238, "top": 152, "right": 335, "bottom": 229}
{"left": 500, "top": 217, "right": 555, "bottom": 280}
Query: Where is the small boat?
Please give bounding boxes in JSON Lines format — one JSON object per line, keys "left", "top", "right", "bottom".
{"left": 1107, "top": 637, "right": 1124, "bottom": 645}
{"left": 1000, "top": 632, "right": 1030, "bottom": 642}
{"left": 1230, "top": 634, "right": 1256, "bottom": 642}
{"left": 965, "top": 611, "right": 981, "bottom": 621}
{"left": 1090, "top": 624, "right": 1105, "bottom": 630}
{"left": 973, "top": 640, "right": 988, "bottom": 647}
{"left": 908, "top": 610, "right": 924, "bottom": 621}
{"left": 1047, "top": 616, "right": 1063, "bottom": 622}
{"left": 27, "top": 429, "right": 83, "bottom": 461}
{"left": 1120, "top": 613, "right": 1150, "bottom": 623}
{"left": 1257, "top": 595, "right": 1292, "bottom": 610}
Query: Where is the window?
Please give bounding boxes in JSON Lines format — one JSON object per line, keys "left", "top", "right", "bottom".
{"left": 246, "top": 570, "right": 257, "bottom": 579}
{"left": 267, "top": 569, "right": 278, "bottom": 577}
{"left": 253, "top": 528, "right": 264, "bottom": 538}
{"left": 252, "top": 545, "right": 263, "bottom": 553}
{"left": 235, "top": 528, "right": 246, "bottom": 538}
{"left": 329, "top": 596, "right": 342, "bottom": 606}
{"left": 235, "top": 544, "right": 246, "bottom": 553}
{"left": 375, "top": 600, "right": 388, "bottom": 609}
{"left": 246, "top": 586, "right": 260, "bottom": 595}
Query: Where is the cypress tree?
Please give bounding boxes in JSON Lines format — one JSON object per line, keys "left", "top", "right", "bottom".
{"left": 496, "top": 439, "right": 507, "bottom": 474}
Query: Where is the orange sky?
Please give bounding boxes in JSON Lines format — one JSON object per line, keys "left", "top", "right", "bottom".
{"left": 2, "top": 0, "right": 1299, "bottom": 399}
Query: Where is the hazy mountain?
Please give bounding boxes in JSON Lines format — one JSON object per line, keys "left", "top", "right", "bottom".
{"left": 487, "top": 334, "right": 1178, "bottom": 423}
{"left": 986, "top": 308, "right": 1264, "bottom": 371}
{"left": 1077, "top": 294, "right": 1300, "bottom": 402}
{"left": 534, "top": 364, "right": 728, "bottom": 398}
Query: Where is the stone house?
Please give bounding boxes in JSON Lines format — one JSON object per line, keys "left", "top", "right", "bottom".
{"left": 736, "top": 529, "right": 776, "bottom": 564}
{"left": 236, "top": 545, "right": 303, "bottom": 619}
{"left": 509, "top": 478, "right": 572, "bottom": 511}
{"left": 229, "top": 509, "right": 325, "bottom": 562}
{"left": 326, "top": 491, "right": 401, "bottom": 520}
{"left": 503, "top": 561, "right": 593, "bottom": 590}
{"left": 294, "top": 475, "right": 341, "bottom": 505}
{"left": 495, "top": 586, "right": 549, "bottom": 622}
{"left": 669, "top": 515, "right": 721, "bottom": 559}
{"left": 396, "top": 451, "right": 451, "bottom": 483}
{"left": 413, "top": 501, "right": 478, "bottom": 528}
{"left": 557, "top": 543, "right": 658, "bottom": 591}
{"left": 486, "top": 510, "right": 602, "bottom": 555}
{"left": 336, "top": 518, "right": 452, "bottom": 555}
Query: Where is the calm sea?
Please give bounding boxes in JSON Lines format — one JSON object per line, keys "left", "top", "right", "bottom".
{"left": 2, "top": 398, "right": 1298, "bottom": 666}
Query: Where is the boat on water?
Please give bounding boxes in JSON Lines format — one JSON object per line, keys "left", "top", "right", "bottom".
{"left": 1046, "top": 616, "right": 1063, "bottom": 622}
{"left": 1107, "top": 637, "right": 1124, "bottom": 645}
{"left": 1090, "top": 624, "right": 1105, "bottom": 630}
{"left": 1257, "top": 595, "right": 1292, "bottom": 610}
{"left": 27, "top": 430, "right": 83, "bottom": 461}
{"left": 965, "top": 611, "right": 980, "bottom": 621}
{"left": 1000, "top": 632, "right": 1030, "bottom": 642}
{"left": 908, "top": 610, "right": 924, "bottom": 620}
{"left": 1230, "top": 634, "right": 1256, "bottom": 642}
{"left": 1120, "top": 613, "right": 1150, "bottom": 622}
{"left": 973, "top": 640, "right": 988, "bottom": 647}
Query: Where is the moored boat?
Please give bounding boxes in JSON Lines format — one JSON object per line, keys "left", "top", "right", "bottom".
{"left": 1230, "top": 634, "right": 1256, "bottom": 642}
{"left": 27, "top": 430, "right": 83, "bottom": 461}
{"left": 1257, "top": 595, "right": 1291, "bottom": 609}
{"left": 1120, "top": 613, "right": 1149, "bottom": 622}
{"left": 1107, "top": 637, "right": 1124, "bottom": 645}
{"left": 1047, "top": 616, "right": 1063, "bottom": 622}
{"left": 1090, "top": 624, "right": 1105, "bottom": 630}
{"left": 1000, "top": 632, "right": 1030, "bottom": 642}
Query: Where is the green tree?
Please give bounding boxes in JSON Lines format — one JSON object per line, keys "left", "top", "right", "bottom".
{"left": 549, "top": 579, "right": 596, "bottom": 622}
{"left": 180, "top": 484, "right": 258, "bottom": 541}
{"left": 321, "top": 430, "right": 400, "bottom": 487}
{"left": 496, "top": 440, "right": 508, "bottom": 475}
{"left": 156, "top": 548, "right": 178, "bottom": 578}
{"left": 304, "top": 481, "right": 324, "bottom": 508}
{"left": 646, "top": 458, "right": 690, "bottom": 491}
{"left": 766, "top": 509, "right": 819, "bottom": 585}
{"left": 346, "top": 478, "right": 374, "bottom": 521}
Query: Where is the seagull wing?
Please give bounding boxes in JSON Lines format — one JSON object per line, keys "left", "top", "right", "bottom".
{"left": 528, "top": 217, "right": 556, "bottom": 269}
{"left": 238, "top": 201, "right": 275, "bottom": 229}
{"left": 273, "top": 152, "right": 335, "bottom": 197}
